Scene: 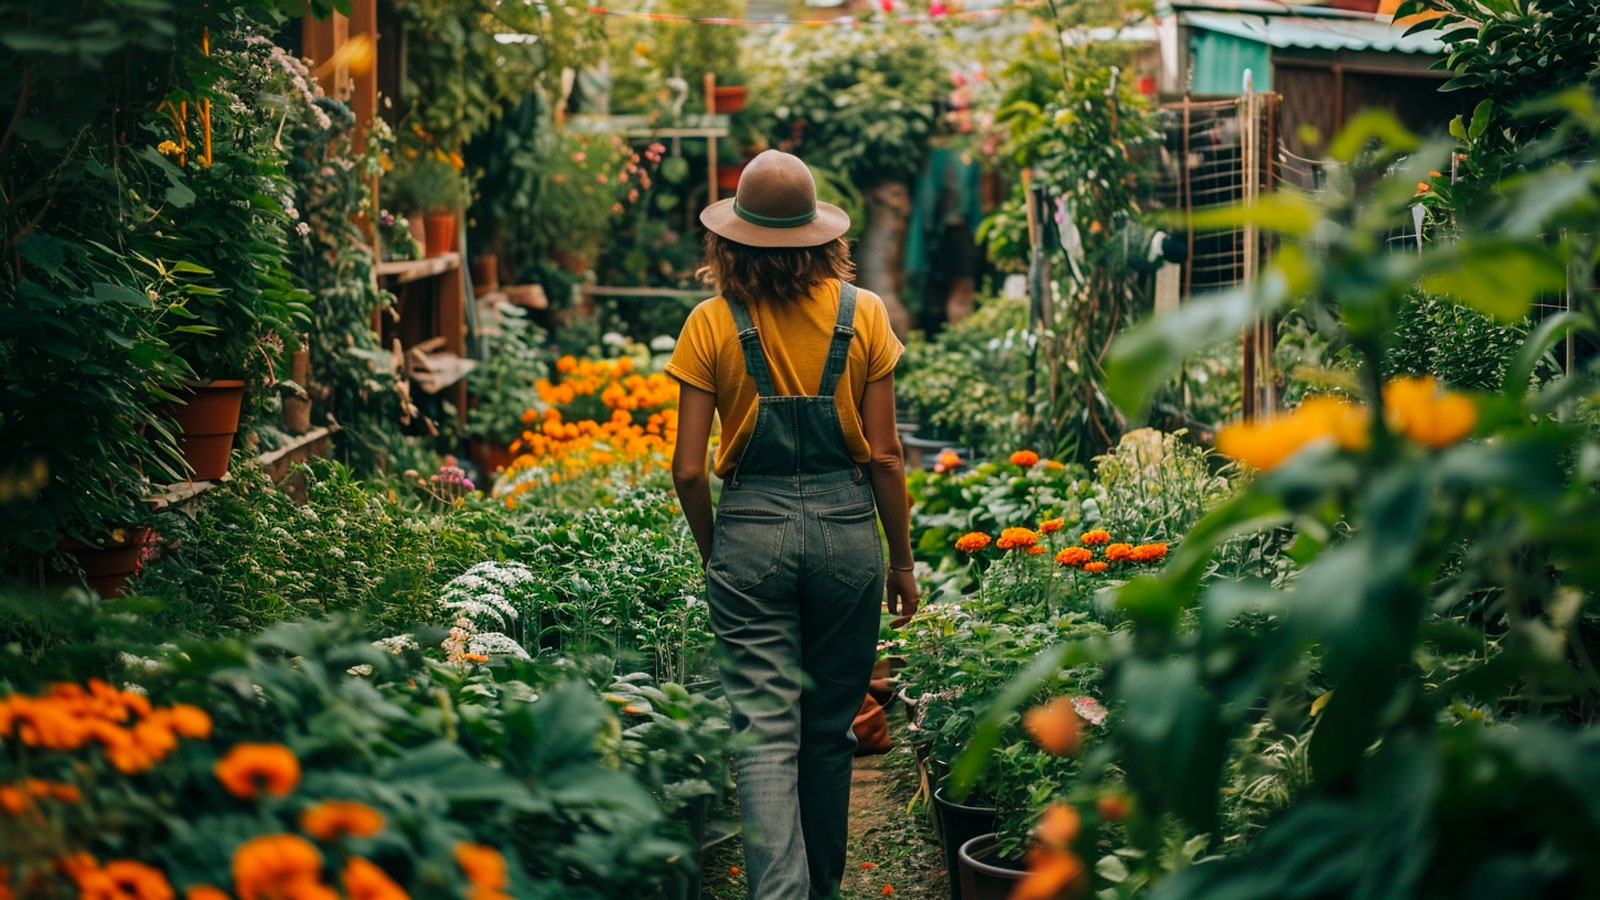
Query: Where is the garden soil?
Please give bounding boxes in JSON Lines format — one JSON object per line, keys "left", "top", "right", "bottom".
{"left": 702, "top": 720, "right": 947, "bottom": 899}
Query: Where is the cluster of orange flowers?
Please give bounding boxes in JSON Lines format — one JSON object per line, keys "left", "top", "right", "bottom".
{"left": 956, "top": 522, "right": 1167, "bottom": 575}
{"left": 1217, "top": 376, "right": 1477, "bottom": 471}
{"left": 1056, "top": 533, "right": 1167, "bottom": 574}
{"left": 0, "top": 681, "right": 512, "bottom": 900}
{"left": 0, "top": 680, "right": 212, "bottom": 775}
{"left": 497, "top": 356, "right": 680, "bottom": 506}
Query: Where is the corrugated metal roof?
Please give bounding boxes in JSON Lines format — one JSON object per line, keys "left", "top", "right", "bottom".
{"left": 1181, "top": 11, "right": 1445, "bottom": 54}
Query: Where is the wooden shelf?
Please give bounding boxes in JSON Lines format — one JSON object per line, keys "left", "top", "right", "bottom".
{"left": 145, "top": 478, "right": 221, "bottom": 511}
{"left": 376, "top": 252, "right": 461, "bottom": 284}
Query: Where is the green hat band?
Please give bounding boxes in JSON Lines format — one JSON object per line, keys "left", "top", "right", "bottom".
{"left": 733, "top": 201, "right": 817, "bottom": 228}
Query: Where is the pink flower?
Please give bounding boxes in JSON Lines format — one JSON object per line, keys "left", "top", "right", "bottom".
{"left": 597, "top": 173, "right": 608, "bottom": 184}
{"left": 611, "top": 202, "right": 624, "bottom": 214}
{"left": 572, "top": 152, "right": 586, "bottom": 163}
{"left": 628, "top": 189, "right": 639, "bottom": 202}
{"left": 1072, "top": 696, "right": 1108, "bottom": 726}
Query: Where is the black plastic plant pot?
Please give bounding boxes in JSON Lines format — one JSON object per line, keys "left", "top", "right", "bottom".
{"left": 956, "top": 832, "right": 1027, "bottom": 900}
{"left": 933, "top": 785, "right": 998, "bottom": 900}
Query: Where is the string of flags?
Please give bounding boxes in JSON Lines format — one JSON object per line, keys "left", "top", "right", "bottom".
{"left": 583, "top": 1, "right": 1044, "bottom": 27}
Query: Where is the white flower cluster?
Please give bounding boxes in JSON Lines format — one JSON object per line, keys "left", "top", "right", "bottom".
{"left": 437, "top": 561, "right": 538, "bottom": 662}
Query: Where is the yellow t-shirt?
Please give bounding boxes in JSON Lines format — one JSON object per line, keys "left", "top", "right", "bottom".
{"left": 665, "top": 279, "right": 904, "bottom": 478}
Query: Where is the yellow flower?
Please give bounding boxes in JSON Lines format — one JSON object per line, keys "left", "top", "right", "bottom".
{"left": 1215, "top": 396, "right": 1369, "bottom": 471}
{"left": 1383, "top": 376, "right": 1476, "bottom": 448}
{"left": 157, "top": 140, "right": 182, "bottom": 158}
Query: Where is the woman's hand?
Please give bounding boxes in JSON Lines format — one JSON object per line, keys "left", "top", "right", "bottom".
{"left": 886, "top": 568, "right": 920, "bottom": 628}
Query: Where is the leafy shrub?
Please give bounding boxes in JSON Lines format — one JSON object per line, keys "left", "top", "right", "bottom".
{"left": 896, "top": 297, "right": 1032, "bottom": 455}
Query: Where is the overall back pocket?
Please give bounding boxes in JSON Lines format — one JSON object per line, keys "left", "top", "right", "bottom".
{"left": 709, "top": 508, "right": 791, "bottom": 591}
{"left": 818, "top": 503, "right": 881, "bottom": 590}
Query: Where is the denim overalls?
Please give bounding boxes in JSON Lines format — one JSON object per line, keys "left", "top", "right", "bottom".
{"left": 707, "top": 282, "right": 884, "bottom": 900}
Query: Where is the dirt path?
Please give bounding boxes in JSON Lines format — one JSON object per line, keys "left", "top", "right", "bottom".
{"left": 702, "top": 722, "right": 947, "bottom": 899}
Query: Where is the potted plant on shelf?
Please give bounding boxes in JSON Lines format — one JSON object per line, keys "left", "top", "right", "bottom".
{"left": 385, "top": 151, "right": 468, "bottom": 257}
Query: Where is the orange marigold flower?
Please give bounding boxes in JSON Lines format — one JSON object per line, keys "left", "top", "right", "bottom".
{"left": 1055, "top": 547, "right": 1092, "bottom": 567}
{"left": 1044, "top": 459, "right": 1066, "bottom": 470}
{"left": 1383, "top": 376, "right": 1477, "bottom": 448}
{"left": 1023, "top": 697, "right": 1082, "bottom": 756}
{"left": 461, "top": 653, "right": 489, "bottom": 663}
{"left": 186, "top": 886, "right": 232, "bottom": 900}
{"left": 954, "top": 532, "right": 992, "bottom": 553}
{"left": 1026, "top": 546, "right": 1047, "bottom": 556}
{"left": 555, "top": 355, "right": 577, "bottom": 374}
{"left": 1010, "top": 450, "right": 1041, "bottom": 467}
{"left": 881, "top": 886, "right": 894, "bottom": 896}
{"left": 216, "top": 744, "right": 301, "bottom": 800}
{"left": 1416, "top": 181, "right": 1431, "bottom": 192}
{"left": 1035, "top": 803, "right": 1081, "bottom": 849}
{"left": 997, "top": 527, "right": 1040, "bottom": 551}
{"left": 1103, "top": 542, "right": 1134, "bottom": 562}
{"left": 1096, "top": 794, "right": 1130, "bottom": 822}
{"left": 1014, "top": 848, "right": 1085, "bottom": 900}
{"left": 163, "top": 704, "right": 213, "bottom": 740}
{"left": 1083, "top": 561, "right": 1108, "bottom": 573}
{"left": 454, "top": 844, "right": 507, "bottom": 890}
{"left": 232, "top": 835, "right": 322, "bottom": 900}
{"left": 936, "top": 449, "right": 962, "bottom": 470}
{"left": 342, "top": 857, "right": 409, "bottom": 900}
{"left": 1079, "top": 529, "right": 1110, "bottom": 546}
{"left": 103, "top": 860, "right": 174, "bottom": 900}
{"left": 1130, "top": 543, "right": 1168, "bottom": 562}
{"left": 302, "top": 801, "right": 385, "bottom": 841}
{"left": 1039, "top": 518, "right": 1064, "bottom": 534}
{"left": 0, "top": 786, "right": 28, "bottom": 815}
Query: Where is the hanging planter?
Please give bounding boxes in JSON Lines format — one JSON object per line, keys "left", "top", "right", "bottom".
{"left": 168, "top": 379, "right": 246, "bottom": 481}
{"left": 57, "top": 527, "right": 153, "bottom": 599}
{"left": 424, "top": 211, "right": 458, "bottom": 257}
{"left": 956, "top": 833, "right": 1027, "bottom": 900}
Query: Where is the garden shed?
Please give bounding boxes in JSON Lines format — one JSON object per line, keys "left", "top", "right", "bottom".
{"left": 1165, "top": 0, "right": 1471, "bottom": 153}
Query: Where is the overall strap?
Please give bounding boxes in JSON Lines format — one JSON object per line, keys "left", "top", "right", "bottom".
{"left": 725, "top": 296, "right": 778, "bottom": 397}
{"left": 815, "top": 281, "right": 858, "bottom": 398}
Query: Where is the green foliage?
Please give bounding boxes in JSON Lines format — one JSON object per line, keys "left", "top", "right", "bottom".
{"left": 467, "top": 306, "right": 548, "bottom": 446}
{"left": 132, "top": 460, "right": 519, "bottom": 638}
{"left": 966, "top": 96, "right": 1600, "bottom": 895}
{"left": 755, "top": 26, "right": 947, "bottom": 187}
{"left": 652, "top": 0, "right": 747, "bottom": 85}
{"left": 384, "top": 152, "right": 468, "bottom": 214}
{"left": 0, "top": 609, "right": 698, "bottom": 899}
{"left": 0, "top": 2, "right": 296, "bottom": 552}
{"left": 1399, "top": 0, "right": 1600, "bottom": 204}
{"left": 397, "top": 0, "right": 602, "bottom": 152}
{"left": 1386, "top": 288, "right": 1550, "bottom": 391}
{"left": 896, "top": 297, "right": 1032, "bottom": 455}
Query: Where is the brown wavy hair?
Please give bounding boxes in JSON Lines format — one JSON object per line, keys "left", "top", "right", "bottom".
{"left": 697, "top": 233, "right": 855, "bottom": 306}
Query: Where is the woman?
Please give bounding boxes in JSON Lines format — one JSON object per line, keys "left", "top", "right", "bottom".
{"left": 666, "top": 150, "right": 920, "bottom": 900}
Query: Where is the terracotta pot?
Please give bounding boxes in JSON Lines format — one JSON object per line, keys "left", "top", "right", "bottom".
{"left": 710, "top": 84, "right": 747, "bottom": 113}
{"left": 406, "top": 214, "right": 428, "bottom": 251}
{"left": 168, "top": 379, "right": 245, "bottom": 482}
{"left": 471, "top": 253, "right": 500, "bottom": 296}
{"left": 58, "top": 527, "right": 153, "bottom": 599}
{"left": 467, "top": 437, "right": 514, "bottom": 479}
{"left": 956, "top": 833, "right": 1027, "bottom": 900}
{"left": 716, "top": 162, "right": 747, "bottom": 192}
{"left": 933, "top": 785, "right": 998, "bottom": 900}
{"left": 424, "top": 211, "right": 457, "bottom": 256}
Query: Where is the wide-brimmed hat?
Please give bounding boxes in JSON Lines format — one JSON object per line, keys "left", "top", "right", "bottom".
{"left": 699, "top": 150, "right": 851, "bottom": 248}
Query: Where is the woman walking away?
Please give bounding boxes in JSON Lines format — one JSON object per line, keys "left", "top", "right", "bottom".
{"left": 667, "top": 150, "right": 921, "bottom": 900}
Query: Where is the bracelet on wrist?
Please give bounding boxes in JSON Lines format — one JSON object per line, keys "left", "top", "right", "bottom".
{"left": 888, "top": 563, "right": 915, "bottom": 573}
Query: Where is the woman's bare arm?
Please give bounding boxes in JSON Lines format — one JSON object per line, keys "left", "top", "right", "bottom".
{"left": 672, "top": 382, "right": 718, "bottom": 564}
{"left": 860, "top": 374, "right": 920, "bottom": 626}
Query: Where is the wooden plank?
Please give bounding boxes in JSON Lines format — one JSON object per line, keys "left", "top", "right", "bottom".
{"left": 145, "top": 479, "right": 218, "bottom": 511}
{"left": 376, "top": 252, "right": 461, "bottom": 284}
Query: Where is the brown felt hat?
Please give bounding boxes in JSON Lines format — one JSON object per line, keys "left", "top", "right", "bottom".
{"left": 699, "top": 150, "right": 851, "bottom": 248}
